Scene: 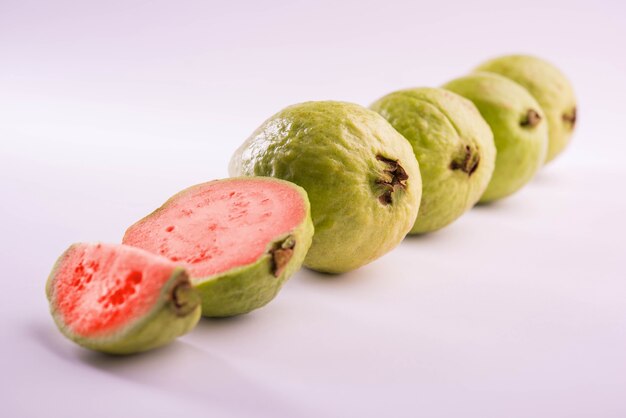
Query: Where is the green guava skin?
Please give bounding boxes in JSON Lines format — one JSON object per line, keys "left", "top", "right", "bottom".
{"left": 46, "top": 247, "right": 201, "bottom": 355}
{"left": 475, "top": 55, "right": 577, "bottom": 164}
{"left": 443, "top": 73, "right": 548, "bottom": 203}
{"left": 371, "top": 88, "right": 496, "bottom": 233}
{"left": 229, "top": 101, "right": 422, "bottom": 273}
{"left": 191, "top": 180, "right": 314, "bottom": 317}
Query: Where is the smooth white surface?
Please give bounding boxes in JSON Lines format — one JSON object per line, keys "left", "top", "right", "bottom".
{"left": 1, "top": 1, "right": 625, "bottom": 417}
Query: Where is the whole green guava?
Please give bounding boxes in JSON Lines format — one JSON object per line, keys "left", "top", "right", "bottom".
{"left": 443, "top": 73, "right": 548, "bottom": 203}
{"left": 475, "top": 55, "right": 576, "bottom": 164}
{"left": 229, "top": 101, "right": 422, "bottom": 273}
{"left": 371, "top": 87, "right": 496, "bottom": 233}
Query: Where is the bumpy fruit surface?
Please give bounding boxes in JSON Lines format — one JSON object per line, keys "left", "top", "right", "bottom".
{"left": 444, "top": 73, "right": 548, "bottom": 202}
{"left": 229, "top": 101, "right": 422, "bottom": 273}
{"left": 475, "top": 54, "right": 576, "bottom": 163}
{"left": 371, "top": 87, "right": 496, "bottom": 233}
{"left": 123, "top": 177, "right": 313, "bottom": 317}
{"left": 46, "top": 243, "right": 201, "bottom": 354}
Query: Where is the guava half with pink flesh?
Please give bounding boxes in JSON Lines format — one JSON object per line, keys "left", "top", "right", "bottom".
{"left": 122, "top": 177, "right": 314, "bottom": 317}
{"left": 46, "top": 243, "right": 201, "bottom": 354}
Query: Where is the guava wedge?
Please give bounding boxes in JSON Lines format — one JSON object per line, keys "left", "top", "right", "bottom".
{"left": 229, "top": 101, "right": 422, "bottom": 273}
{"left": 443, "top": 73, "right": 548, "bottom": 203}
{"left": 46, "top": 243, "right": 201, "bottom": 355}
{"left": 475, "top": 54, "right": 577, "bottom": 164}
{"left": 371, "top": 87, "right": 496, "bottom": 233}
{"left": 123, "top": 177, "right": 313, "bottom": 317}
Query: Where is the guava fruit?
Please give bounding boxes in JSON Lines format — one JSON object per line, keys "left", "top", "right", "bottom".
{"left": 229, "top": 101, "right": 421, "bottom": 273}
{"left": 371, "top": 87, "right": 496, "bottom": 233}
{"left": 443, "top": 73, "right": 548, "bottom": 203}
{"left": 123, "top": 177, "right": 313, "bottom": 317}
{"left": 46, "top": 243, "right": 201, "bottom": 355}
{"left": 475, "top": 55, "right": 577, "bottom": 163}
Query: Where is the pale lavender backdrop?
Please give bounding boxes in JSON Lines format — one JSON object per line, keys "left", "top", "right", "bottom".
{"left": 1, "top": 0, "right": 625, "bottom": 417}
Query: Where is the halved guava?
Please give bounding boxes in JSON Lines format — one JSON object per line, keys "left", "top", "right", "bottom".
{"left": 46, "top": 243, "right": 201, "bottom": 354}
{"left": 122, "top": 177, "right": 314, "bottom": 317}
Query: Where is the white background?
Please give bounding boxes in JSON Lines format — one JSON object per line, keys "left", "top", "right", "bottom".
{"left": 1, "top": 1, "right": 625, "bottom": 417}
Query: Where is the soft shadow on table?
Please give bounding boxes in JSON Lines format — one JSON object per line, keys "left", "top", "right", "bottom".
{"left": 293, "top": 262, "right": 384, "bottom": 287}
{"left": 530, "top": 165, "right": 566, "bottom": 187}
{"left": 470, "top": 192, "right": 549, "bottom": 220}
{"left": 471, "top": 198, "right": 512, "bottom": 212}
{"left": 293, "top": 226, "right": 464, "bottom": 287}
{"left": 401, "top": 226, "right": 462, "bottom": 245}
{"left": 30, "top": 320, "right": 309, "bottom": 418}
{"left": 188, "top": 315, "right": 267, "bottom": 341}
{"left": 193, "top": 311, "right": 250, "bottom": 329}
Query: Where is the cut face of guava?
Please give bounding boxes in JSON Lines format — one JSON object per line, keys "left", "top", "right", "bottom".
{"left": 46, "top": 243, "right": 201, "bottom": 354}
{"left": 229, "top": 101, "right": 422, "bottom": 273}
{"left": 122, "top": 177, "right": 314, "bottom": 317}
{"left": 443, "top": 73, "right": 549, "bottom": 203}
{"left": 371, "top": 87, "right": 496, "bottom": 233}
{"left": 475, "top": 55, "right": 577, "bottom": 164}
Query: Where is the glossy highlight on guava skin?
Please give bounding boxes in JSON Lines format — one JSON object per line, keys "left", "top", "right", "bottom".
{"left": 46, "top": 243, "right": 201, "bottom": 355}
{"left": 475, "top": 54, "right": 577, "bottom": 164}
{"left": 229, "top": 101, "right": 422, "bottom": 274}
{"left": 443, "top": 73, "right": 548, "bottom": 203}
{"left": 123, "top": 177, "right": 314, "bottom": 317}
{"left": 371, "top": 87, "right": 496, "bottom": 233}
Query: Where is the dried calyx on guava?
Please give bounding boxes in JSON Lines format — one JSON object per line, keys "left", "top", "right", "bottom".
{"left": 475, "top": 54, "right": 577, "bottom": 164}
{"left": 123, "top": 177, "right": 314, "bottom": 317}
{"left": 229, "top": 101, "right": 422, "bottom": 273}
{"left": 371, "top": 87, "right": 496, "bottom": 233}
{"left": 46, "top": 243, "right": 201, "bottom": 355}
{"left": 443, "top": 72, "right": 548, "bottom": 203}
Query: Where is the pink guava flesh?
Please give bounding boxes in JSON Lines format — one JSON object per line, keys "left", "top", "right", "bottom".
{"left": 51, "top": 243, "right": 177, "bottom": 337}
{"left": 123, "top": 179, "right": 306, "bottom": 279}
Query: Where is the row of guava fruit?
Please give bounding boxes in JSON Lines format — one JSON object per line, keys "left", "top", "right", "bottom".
{"left": 46, "top": 54, "right": 576, "bottom": 354}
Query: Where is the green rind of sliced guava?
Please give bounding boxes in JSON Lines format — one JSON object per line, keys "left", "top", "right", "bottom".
{"left": 192, "top": 201, "right": 314, "bottom": 317}
{"left": 475, "top": 54, "right": 577, "bottom": 164}
{"left": 371, "top": 87, "right": 496, "bottom": 233}
{"left": 443, "top": 73, "right": 548, "bottom": 203}
{"left": 46, "top": 249, "right": 201, "bottom": 355}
